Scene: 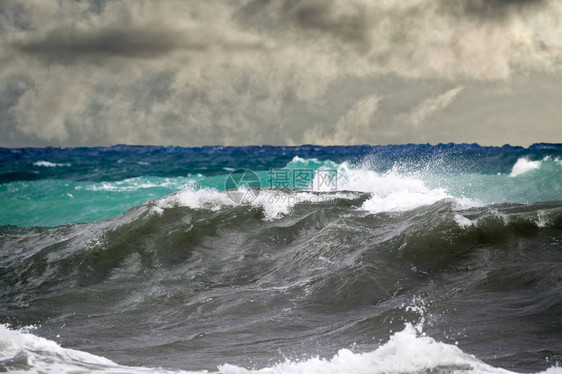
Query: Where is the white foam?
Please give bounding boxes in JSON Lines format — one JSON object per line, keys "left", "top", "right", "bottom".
{"left": 86, "top": 177, "right": 192, "bottom": 192}
{"left": 251, "top": 189, "right": 356, "bottom": 221}
{"left": 154, "top": 186, "right": 356, "bottom": 221}
{"left": 332, "top": 163, "right": 462, "bottom": 214}
{"left": 541, "top": 368, "right": 562, "bottom": 374}
{"left": 156, "top": 187, "right": 236, "bottom": 211}
{"left": 219, "top": 324, "right": 510, "bottom": 374}
{"left": 509, "top": 157, "right": 541, "bottom": 177}
{"left": 2, "top": 324, "right": 560, "bottom": 374}
{"left": 536, "top": 211, "right": 549, "bottom": 228}
{"left": 0, "top": 324, "right": 117, "bottom": 372}
{"left": 0, "top": 324, "right": 209, "bottom": 373}
{"left": 33, "top": 160, "right": 71, "bottom": 167}
{"left": 361, "top": 187, "right": 451, "bottom": 213}
{"left": 454, "top": 214, "right": 474, "bottom": 228}
{"left": 153, "top": 161, "right": 484, "bottom": 219}
{"left": 452, "top": 197, "right": 485, "bottom": 210}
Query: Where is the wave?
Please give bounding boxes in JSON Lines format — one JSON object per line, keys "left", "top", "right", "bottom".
{"left": 509, "top": 158, "right": 542, "bottom": 177}
{"left": 154, "top": 186, "right": 358, "bottom": 221}
{"left": 331, "top": 162, "right": 478, "bottom": 213}
{"left": 508, "top": 156, "right": 562, "bottom": 177}
{"left": 1, "top": 145, "right": 561, "bottom": 372}
{"left": 32, "top": 160, "right": 71, "bottom": 168}
{"left": 2, "top": 198, "right": 560, "bottom": 307}
{"left": 2, "top": 323, "right": 560, "bottom": 374}
{"left": 0, "top": 324, "right": 121, "bottom": 373}
{"left": 2, "top": 153, "right": 561, "bottom": 227}
{"left": 83, "top": 177, "right": 195, "bottom": 192}
{"left": 1, "top": 196, "right": 561, "bottom": 371}
{"left": 153, "top": 154, "right": 562, "bottom": 221}
{"left": 152, "top": 156, "right": 481, "bottom": 220}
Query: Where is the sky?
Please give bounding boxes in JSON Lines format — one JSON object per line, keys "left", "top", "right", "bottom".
{"left": 1, "top": 0, "right": 561, "bottom": 147}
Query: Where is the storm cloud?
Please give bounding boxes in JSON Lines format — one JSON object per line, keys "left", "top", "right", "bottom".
{"left": 0, "top": 0, "right": 561, "bottom": 147}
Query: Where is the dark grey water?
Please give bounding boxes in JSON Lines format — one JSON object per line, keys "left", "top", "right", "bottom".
{"left": 1, "top": 197, "right": 561, "bottom": 373}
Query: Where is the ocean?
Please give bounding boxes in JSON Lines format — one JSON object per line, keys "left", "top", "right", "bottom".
{"left": 0, "top": 143, "right": 561, "bottom": 373}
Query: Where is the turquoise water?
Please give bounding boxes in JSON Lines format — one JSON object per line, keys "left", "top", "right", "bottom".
{"left": 1, "top": 145, "right": 560, "bottom": 226}
{"left": 0, "top": 177, "right": 193, "bottom": 226}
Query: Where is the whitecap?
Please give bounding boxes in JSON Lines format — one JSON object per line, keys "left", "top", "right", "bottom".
{"left": 509, "top": 157, "right": 541, "bottom": 177}
{"left": 2, "top": 323, "right": 558, "bottom": 374}
{"left": 33, "top": 160, "right": 71, "bottom": 167}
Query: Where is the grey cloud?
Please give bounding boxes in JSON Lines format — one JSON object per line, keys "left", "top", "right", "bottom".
{"left": 238, "top": 0, "right": 560, "bottom": 79}
{"left": 0, "top": 2, "right": 30, "bottom": 33}
{"left": 443, "top": 0, "right": 548, "bottom": 19}
{"left": 7, "top": 1, "right": 268, "bottom": 66}
{"left": 13, "top": 25, "right": 187, "bottom": 59}
{"left": 237, "top": 0, "right": 372, "bottom": 46}
{"left": 12, "top": 20, "right": 268, "bottom": 63}
{"left": 291, "top": 1, "right": 369, "bottom": 44}
{"left": 0, "top": 0, "right": 561, "bottom": 147}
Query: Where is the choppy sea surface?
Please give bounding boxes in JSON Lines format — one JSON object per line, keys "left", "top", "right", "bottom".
{"left": 0, "top": 143, "right": 561, "bottom": 374}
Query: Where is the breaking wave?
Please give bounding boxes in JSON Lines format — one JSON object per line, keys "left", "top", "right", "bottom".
{"left": 2, "top": 323, "right": 560, "bottom": 374}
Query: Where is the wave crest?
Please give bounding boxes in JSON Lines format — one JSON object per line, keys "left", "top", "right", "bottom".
{"left": 4, "top": 323, "right": 559, "bottom": 374}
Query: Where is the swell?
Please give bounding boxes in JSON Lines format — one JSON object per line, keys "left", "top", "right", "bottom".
{"left": 2, "top": 198, "right": 561, "bottom": 294}
{"left": 1, "top": 197, "right": 561, "bottom": 369}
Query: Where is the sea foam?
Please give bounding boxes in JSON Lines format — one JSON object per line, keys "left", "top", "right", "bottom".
{"left": 152, "top": 154, "right": 562, "bottom": 221}
{"left": 32, "top": 160, "right": 71, "bottom": 167}
{"left": 509, "top": 157, "right": 542, "bottom": 177}
{"left": 154, "top": 159, "right": 481, "bottom": 220}
{"left": 335, "top": 163, "right": 453, "bottom": 213}
{"left": 1, "top": 324, "right": 559, "bottom": 374}
{"left": 154, "top": 186, "right": 357, "bottom": 221}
